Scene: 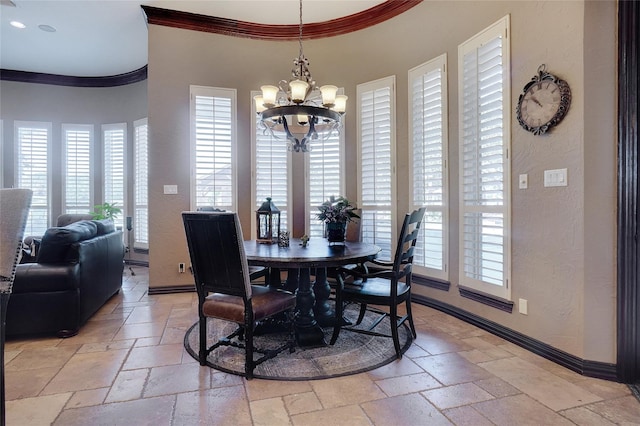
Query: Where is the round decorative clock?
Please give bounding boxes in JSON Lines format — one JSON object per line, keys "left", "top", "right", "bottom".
{"left": 516, "top": 64, "right": 571, "bottom": 135}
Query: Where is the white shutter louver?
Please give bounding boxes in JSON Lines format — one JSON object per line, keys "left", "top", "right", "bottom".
{"left": 255, "top": 123, "right": 289, "bottom": 231}
{"left": 308, "top": 131, "right": 342, "bottom": 239}
{"left": 103, "top": 124, "right": 126, "bottom": 230}
{"left": 63, "top": 125, "right": 92, "bottom": 215}
{"left": 134, "top": 118, "right": 149, "bottom": 249}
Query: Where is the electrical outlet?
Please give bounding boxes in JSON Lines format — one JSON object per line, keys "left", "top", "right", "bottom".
{"left": 178, "top": 263, "right": 185, "bottom": 273}
{"left": 519, "top": 298, "right": 528, "bottom": 315}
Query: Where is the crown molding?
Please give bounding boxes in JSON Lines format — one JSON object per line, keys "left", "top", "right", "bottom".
{"left": 0, "top": 66, "right": 147, "bottom": 87}
{"left": 141, "top": 1, "right": 422, "bottom": 40}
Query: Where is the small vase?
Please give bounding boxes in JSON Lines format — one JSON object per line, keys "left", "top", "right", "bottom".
{"left": 326, "top": 222, "right": 346, "bottom": 244}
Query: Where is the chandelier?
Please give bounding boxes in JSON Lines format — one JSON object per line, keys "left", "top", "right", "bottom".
{"left": 254, "top": 0, "right": 347, "bottom": 153}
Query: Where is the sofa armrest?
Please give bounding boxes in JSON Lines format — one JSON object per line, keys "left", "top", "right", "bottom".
{"left": 13, "top": 263, "right": 80, "bottom": 294}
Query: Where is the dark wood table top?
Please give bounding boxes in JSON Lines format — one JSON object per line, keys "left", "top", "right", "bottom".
{"left": 244, "top": 238, "right": 380, "bottom": 269}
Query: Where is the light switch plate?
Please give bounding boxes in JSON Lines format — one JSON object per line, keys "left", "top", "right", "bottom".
{"left": 519, "top": 174, "right": 528, "bottom": 189}
{"left": 544, "top": 168, "right": 568, "bottom": 187}
{"left": 163, "top": 184, "right": 178, "bottom": 194}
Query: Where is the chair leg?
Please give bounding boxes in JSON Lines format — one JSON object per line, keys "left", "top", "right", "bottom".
{"left": 406, "top": 298, "right": 417, "bottom": 339}
{"left": 1, "top": 293, "right": 9, "bottom": 426}
{"left": 355, "top": 303, "right": 367, "bottom": 325}
{"left": 198, "top": 314, "right": 207, "bottom": 366}
{"left": 390, "top": 304, "right": 402, "bottom": 359}
{"left": 330, "top": 273, "right": 344, "bottom": 345}
{"left": 245, "top": 325, "right": 254, "bottom": 380}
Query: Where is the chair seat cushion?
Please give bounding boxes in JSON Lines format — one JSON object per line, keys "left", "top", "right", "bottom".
{"left": 342, "top": 277, "right": 410, "bottom": 302}
{"left": 203, "top": 285, "right": 295, "bottom": 323}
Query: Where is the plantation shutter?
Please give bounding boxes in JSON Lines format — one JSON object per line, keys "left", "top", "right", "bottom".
{"left": 409, "top": 55, "right": 448, "bottom": 280}
{"left": 103, "top": 123, "right": 126, "bottom": 230}
{"left": 358, "top": 76, "right": 395, "bottom": 260}
{"left": 15, "top": 121, "right": 50, "bottom": 236}
{"left": 254, "top": 115, "right": 289, "bottom": 232}
{"left": 459, "top": 16, "right": 511, "bottom": 298}
{"left": 63, "top": 124, "right": 93, "bottom": 215}
{"left": 134, "top": 118, "right": 149, "bottom": 249}
{"left": 191, "top": 86, "right": 236, "bottom": 211}
{"left": 308, "top": 130, "right": 342, "bottom": 239}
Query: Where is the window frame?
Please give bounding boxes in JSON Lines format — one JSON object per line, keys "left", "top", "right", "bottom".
{"left": 133, "top": 117, "right": 149, "bottom": 250}
{"left": 14, "top": 120, "right": 52, "bottom": 236}
{"left": 357, "top": 75, "right": 397, "bottom": 261}
{"left": 102, "top": 122, "right": 127, "bottom": 230}
{"left": 457, "top": 15, "right": 512, "bottom": 300}
{"left": 190, "top": 85, "right": 238, "bottom": 212}
{"left": 61, "top": 123, "right": 94, "bottom": 215}
{"left": 408, "top": 54, "right": 449, "bottom": 281}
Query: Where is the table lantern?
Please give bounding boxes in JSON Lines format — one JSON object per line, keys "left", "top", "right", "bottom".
{"left": 256, "top": 197, "right": 281, "bottom": 244}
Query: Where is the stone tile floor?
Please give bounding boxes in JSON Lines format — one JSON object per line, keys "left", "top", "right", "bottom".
{"left": 5, "top": 267, "right": 640, "bottom": 425}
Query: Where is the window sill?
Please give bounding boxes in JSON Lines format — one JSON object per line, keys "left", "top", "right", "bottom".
{"left": 458, "top": 286, "right": 514, "bottom": 313}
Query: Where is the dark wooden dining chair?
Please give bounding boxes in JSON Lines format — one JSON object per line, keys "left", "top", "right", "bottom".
{"left": 182, "top": 211, "right": 296, "bottom": 379}
{"left": 196, "top": 206, "right": 269, "bottom": 283}
{"left": 331, "top": 206, "right": 427, "bottom": 359}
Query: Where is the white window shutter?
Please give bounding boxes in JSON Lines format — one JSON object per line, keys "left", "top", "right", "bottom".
{"left": 134, "top": 118, "right": 149, "bottom": 249}
{"left": 103, "top": 123, "right": 127, "bottom": 230}
{"left": 62, "top": 124, "right": 93, "bottom": 215}
{"left": 15, "top": 121, "right": 51, "bottom": 236}
{"left": 358, "top": 76, "right": 396, "bottom": 260}
{"left": 458, "top": 16, "right": 511, "bottom": 299}
{"left": 190, "top": 86, "right": 236, "bottom": 212}
{"left": 409, "top": 55, "right": 448, "bottom": 280}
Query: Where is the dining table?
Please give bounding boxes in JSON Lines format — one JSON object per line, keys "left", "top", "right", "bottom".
{"left": 244, "top": 237, "right": 380, "bottom": 347}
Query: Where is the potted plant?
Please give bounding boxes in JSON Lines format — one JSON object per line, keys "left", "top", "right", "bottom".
{"left": 316, "top": 196, "right": 360, "bottom": 243}
{"left": 91, "top": 202, "right": 122, "bottom": 221}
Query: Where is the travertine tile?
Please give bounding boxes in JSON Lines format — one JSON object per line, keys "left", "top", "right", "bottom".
{"left": 173, "top": 387, "right": 252, "bottom": 425}
{"left": 560, "top": 406, "right": 617, "bottom": 425}
{"left": 361, "top": 393, "right": 453, "bottom": 426}
{"left": 54, "top": 395, "right": 176, "bottom": 426}
{"left": 65, "top": 387, "right": 109, "bottom": 409}
{"left": 76, "top": 339, "right": 135, "bottom": 353}
{"left": 105, "top": 368, "right": 149, "bottom": 402}
{"left": 42, "top": 349, "right": 129, "bottom": 395}
{"left": 121, "top": 343, "right": 184, "bottom": 370}
{"left": 5, "top": 366, "right": 63, "bottom": 399}
{"left": 291, "top": 404, "right": 372, "bottom": 426}
{"left": 422, "top": 382, "right": 494, "bottom": 409}
{"left": 443, "top": 406, "right": 494, "bottom": 426}
{"left": 250, "top": 397, "right": 292, "bottom": 426}
{"left": 365, "top": 356, "right": 425, "bottom": 380}
{"left": 245, "top": 378, "right": 312, "bottom": 401}
{"left": 414, "top": 353, "right": 493, "bottom": 385}
{"left": 7, "top": 393, "right": 72, "bottom": 426}
{"left": 113, "top": 321, "right": 167, "bottom": 340}
{"left": 473, "top": 394, "right": 575, "bottom": 425}
{"left": 479, "top": 357, "right": 602, "bottom": 411}
{"left": 375, "top": 372, "right": 442, "bottom": 397}
{"left": 143, "top": 363, "right": 211, "bottom": 397}
{"left": 283, "top": 391, "right": 323, "bottom": 415}
{"left": 310, "top": 374, "right": 386, "bottom": 408}
{"left": 585, "top": 395, "right": 640, "bottom": 424}
{"left": 474, "top": 377, "right": 521, "bottom": 398}
{"left": 5, "top": 345, "right": 79, "bottom": 371}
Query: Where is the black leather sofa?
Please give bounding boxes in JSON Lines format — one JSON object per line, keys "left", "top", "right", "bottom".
{"left": 6, "top": 219, "right": 125, "bottom": 338}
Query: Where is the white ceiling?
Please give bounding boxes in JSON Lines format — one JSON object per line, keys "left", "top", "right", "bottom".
{"left": 0, "top": 0, "right": 383, "bottom": 77}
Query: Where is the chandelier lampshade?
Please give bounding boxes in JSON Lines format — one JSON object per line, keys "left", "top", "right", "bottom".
{"left": 257, "top": 0, "right": 346, "bottom": 153}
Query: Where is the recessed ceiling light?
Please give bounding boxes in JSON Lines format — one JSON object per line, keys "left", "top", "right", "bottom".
{"left": 38, "top": 24, "right": 56, "bottom": 33}
{"left": 10, "top": 20, "right": 26, "bottom": 29}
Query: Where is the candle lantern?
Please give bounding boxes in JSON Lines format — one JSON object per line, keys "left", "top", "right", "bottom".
{"left": 256, "top": 197, "right": 281, "bottom": 244}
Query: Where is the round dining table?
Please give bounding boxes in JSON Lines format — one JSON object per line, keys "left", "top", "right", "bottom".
{"left": 244, "top": 238, "right": 380, "bottom": 347}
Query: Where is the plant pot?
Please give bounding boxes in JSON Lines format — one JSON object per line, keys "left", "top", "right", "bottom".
{"left": 326, "top": 222, "right": 346, "bottom": 244}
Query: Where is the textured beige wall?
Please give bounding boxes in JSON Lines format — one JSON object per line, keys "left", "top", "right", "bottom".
{"left": 147, "top": 1, "right": 616, "bottom": 362}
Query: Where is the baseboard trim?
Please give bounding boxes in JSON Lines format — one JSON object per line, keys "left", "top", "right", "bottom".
{"left": 413, "top": 275, "right": 450, "bottom": 291}
{"left": 125, "top": 260, "right": 149, "bottom": 267}
{"left": 412, "top": 294, "right": 619, "bottom": 382}
{"left": 148, "top": 284, "right": 196, "bottom": 295}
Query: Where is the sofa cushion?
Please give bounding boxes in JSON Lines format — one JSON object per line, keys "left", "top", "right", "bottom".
{"left": 92, "top": 219, "right": 116, "bottom": 235}
{"left": 37, "top": 221, "right": 98, "bottom": 263}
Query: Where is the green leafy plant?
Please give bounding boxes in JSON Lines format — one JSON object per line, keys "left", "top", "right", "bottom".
{"left": 91, "top": 202, "right": 122, "bottom": 220}
{"left": 316, "top": 196, "right": 360, "bottom": 224}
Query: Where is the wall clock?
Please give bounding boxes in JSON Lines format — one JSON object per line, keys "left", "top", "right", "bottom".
{"left": 516, "top": 64, "right": 571, "bottom": 135}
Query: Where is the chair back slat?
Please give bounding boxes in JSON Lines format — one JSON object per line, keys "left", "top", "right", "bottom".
{"left": 182, "top": 212, "right": 251, "bottom": 300}
{"left": 392, "top": 207, "right": 427, "bottom": 273}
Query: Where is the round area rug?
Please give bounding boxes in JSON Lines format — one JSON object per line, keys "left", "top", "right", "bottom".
{"left": 183, "top": 304, "right": 412, "bottom": 380}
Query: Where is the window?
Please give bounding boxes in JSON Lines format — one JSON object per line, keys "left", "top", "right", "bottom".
{"left": 251, "top": 91, "right": 290, "bottom": 234}
{"left": 103, "top": 123, "right": 127, "bottom": 230}
{"left": 357, "top": 76, "right": 396, "bottom": 260}
{"left": 190, "top": 86, "right": 237, "bottom": 211}
{"left": 409, "top": 55, "right": 449, "bottom": 280}
{"left": 62, "top": 124, "right": 93, "bottom": 215}
{"left": 458, "top": 16, "right": 511, "bottom": 299}
{"left": 134, "top": 118, "right": 148, "bottom": 249}
{"left": 306, "top": 105, "right": 345, "bottom": 239}
{"left": 15, "top": 121, "right": 51, "bottom": 236}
